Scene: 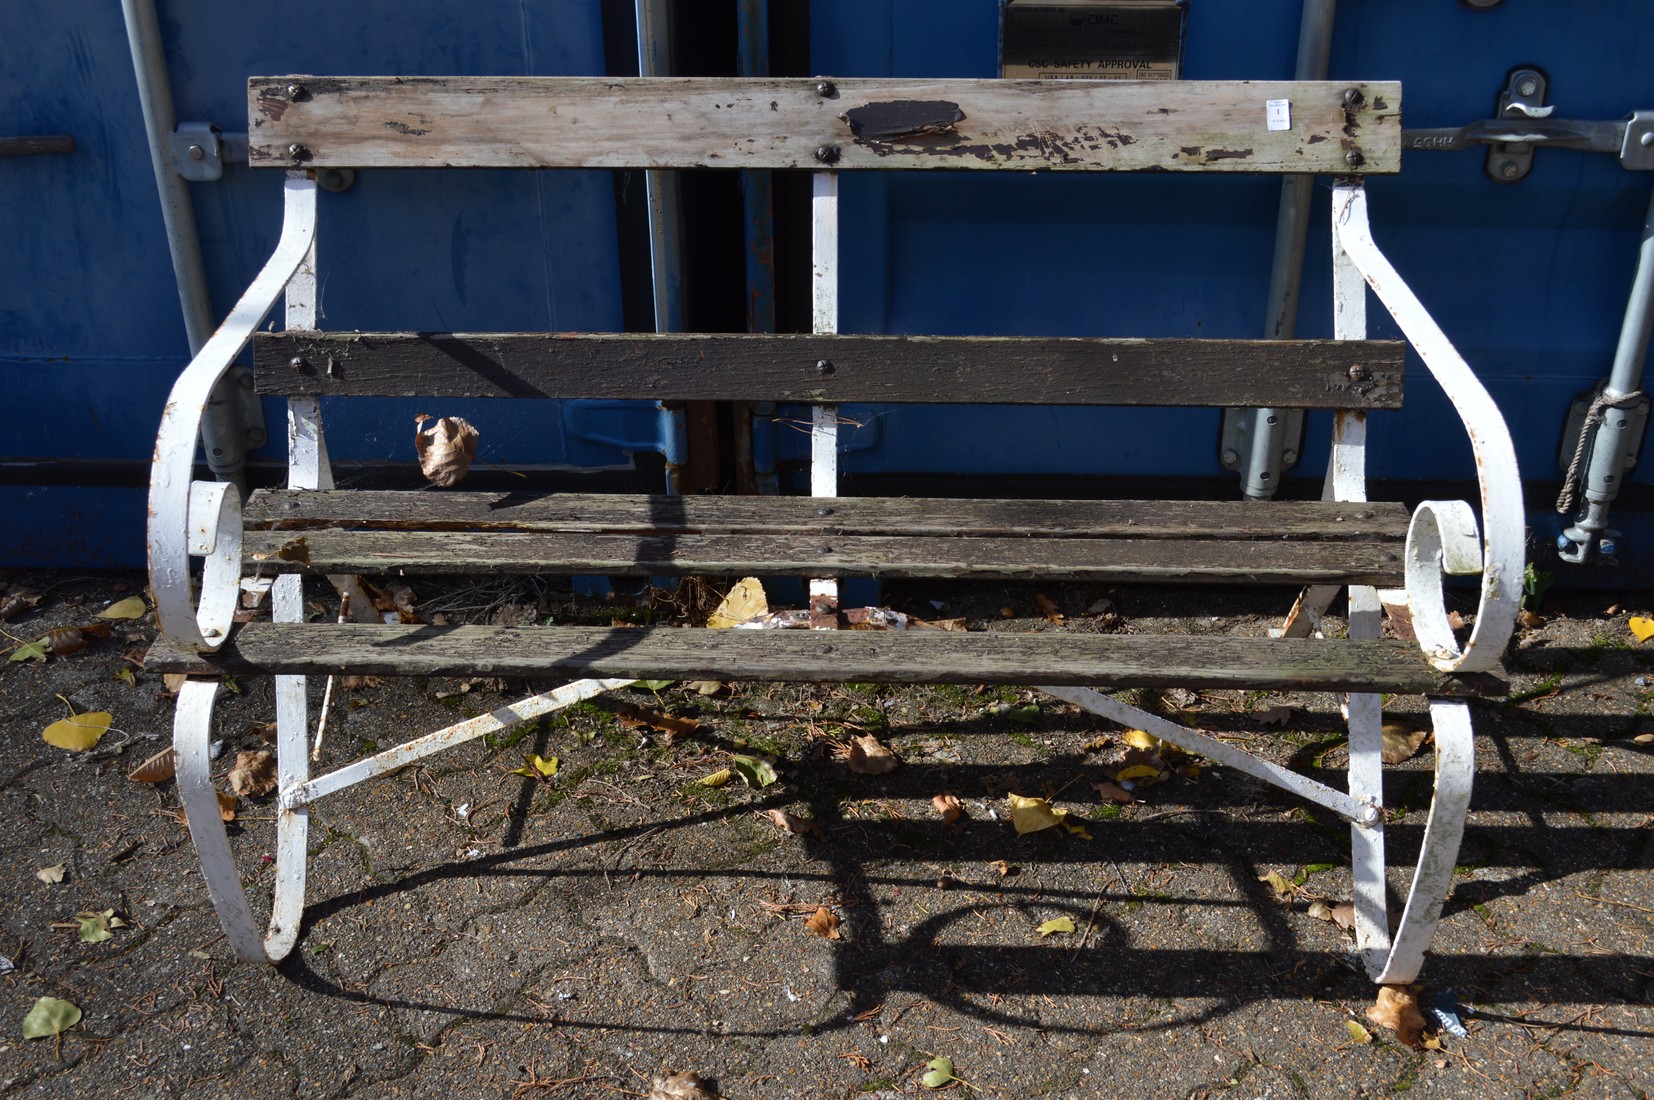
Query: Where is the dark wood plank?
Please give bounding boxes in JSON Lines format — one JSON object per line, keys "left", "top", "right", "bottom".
{"left": 241, "top": 529, "right": 1404, "bottom": 585}
{"left": 254, "top": 332, "right": 1405, "bottom": 408}
{"left": 248, "top": 77, "right": 1400, "bottom": 174}
{"left": 245, "top": 491, "right": 1410, "bottom": 542}
{"left": 145, "top": 624, "right": 1489, "bottom": 697}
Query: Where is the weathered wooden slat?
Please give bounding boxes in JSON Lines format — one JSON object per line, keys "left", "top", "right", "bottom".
{"left": 145, "top": 624, "right": 1489, "bottom": 697}
{"left": 245, "top": 490, "right": 1410, "bottom": 541}
{"left": 249, "top": 77, "right": 1400, "bottom": 174}
{"left": 254, "top": 332, "right": 1405, "bottom": 407}
{"left": 241, "top": 528, "right": 1404, "bottom": 585}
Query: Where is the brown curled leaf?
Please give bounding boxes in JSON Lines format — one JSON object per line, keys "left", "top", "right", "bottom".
{"left": 414, "top": 414, "right": 479, "bottom": 487}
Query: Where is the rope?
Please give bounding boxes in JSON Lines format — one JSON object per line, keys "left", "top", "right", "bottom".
{"left": 1556, "top": 388, "right": 1646, "bottom": 515}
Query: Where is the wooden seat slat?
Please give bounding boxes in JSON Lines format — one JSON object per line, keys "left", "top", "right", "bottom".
{"left": 254, "top": 332, "right": 1405, "bottom": 407}
{"left": 241, "top": 528, "right": 1405, "bottom": 586}
{"left": 146, "top": 624, "right": 1492, "bottom": 697}
{"left": 247, "top": 77, "right": 1400, "bottom": 174}
{"left": 245, "top": 491, "right": 1409, "bottom": 541}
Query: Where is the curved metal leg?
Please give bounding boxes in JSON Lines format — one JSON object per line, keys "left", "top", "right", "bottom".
{"left": 175, "top": 676, "right": 309, "bottom": 964}
{"left": 1367, "top": 700, "right": 1474, "bottom": 984}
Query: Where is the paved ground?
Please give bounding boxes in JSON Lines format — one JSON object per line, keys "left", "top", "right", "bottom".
{"left": 2, "top": 572, "right": 1652, "bottom": 1099}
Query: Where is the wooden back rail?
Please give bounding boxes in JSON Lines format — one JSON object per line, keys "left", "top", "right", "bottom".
{"left": 248, "top": 77, "right": 1401, "bottom": 174}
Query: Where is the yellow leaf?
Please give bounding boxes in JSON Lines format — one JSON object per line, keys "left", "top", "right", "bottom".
{"left": 696, "top": 767, "right": 732, "bottom": 787}
{"left": 1630, "top": 616, "right": 1654, "bottom": 643}
{"left": 1037, "top": 916, "right": 1076, "bottom": 936}
{"left": 707, "top": 576, "right": 768, "bottom": 628}
{"left": 508, "top": 753, "right": 559, "bottom": 780}
{"left": 1345, "top": 1019, "right": 1373, "bottom": 1044}
{"left": 1123, "top": 729, "right": 1161, "bottom": 751}
{"left": 42, "top": 711, "right": 112, "bottom": 752}
{"left": 1007, "top": 793, "right": 1088, "bottom": 838}
{"left": 1115, "top": 764, "right": 1162, "bottom": 782}
{"left": 1258, "top": 870, "right": 1295, "bottom": 897}
{"left": 98, "top": 596, "right": 148, "bottom": 620}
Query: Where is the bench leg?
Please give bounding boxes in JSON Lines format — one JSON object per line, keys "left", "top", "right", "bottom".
{"left": 1364, "top": 700, "right": 1475, "bottom": 984}
{"left": 175, "top": 678, "right": 307, "bottom": 964}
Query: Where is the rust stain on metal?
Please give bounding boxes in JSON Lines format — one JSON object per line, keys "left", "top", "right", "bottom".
{"left": 843, "top": 100, "right": 965, "bottom": 142}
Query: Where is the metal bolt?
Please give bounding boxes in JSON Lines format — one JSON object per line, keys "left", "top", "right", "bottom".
{"left": 814, "top": 144, "right": 841, "bottom": 165}
{"left": 186, "top": 144, "right": 206, "bottom": 161}
{"left": 1642, "top": 131, "right": 1654, "bottom": 148}
{"left": 815, "top": 80, "right": 836, "bottom": 98}
{"left": 1344, "top": 149, "right": 1364, "bottom": 168}
{"left": 818, "top": 506, "right": 834, "bottom": 516}
{"left": 1499, "top": 160, "right": 1520, "bottom": 179}
{"left": 1342, "top": 87, "right": 1362, "bottom": 107}
{"left": 1221, "top": 448, "right": 1239, "bottom": 466}
{"left": 1282, "top": 450, "right": 1298, "bottom": 464}
{"left": 816, "top": 359, "right": 835, "bottom": 375}
{"left": 1258, "top": 471, "right": 1272, "bottom": 482}
{"left": 1516, "top": 77, "right": 1538, "bottom": 97}
{"left": 814, "top": 603, "right": 832, "bottom": 614}
{"left": 289, "top": 356, "right": 308, "bottom": 372}
{"left": 1348, "top": 364, "right": 1369, "bottom": 382}
{"left": 1266, "top": 413, "right": 1279, "bottom": 425}
{"left": 287, "top": 143, "right": 309, "bottom": 161}
{"left": 287, "top": 82, "right": 305, "bottom": 100}
{"left": 819, "top": 545, "right": 833, "bottom": 554}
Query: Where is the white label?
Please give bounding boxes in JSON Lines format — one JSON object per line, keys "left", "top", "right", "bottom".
{"left": 1266, "top": 99, "right": 1291, "bottom": 132}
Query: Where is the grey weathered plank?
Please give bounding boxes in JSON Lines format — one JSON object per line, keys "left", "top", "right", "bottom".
{"left": 248, "top": 77, "right": 1400, "bottom": 174}
{"left": 240, "top": 529, "right": 1405, "bottom": 585}
{"left": 245, "top": 490, "right": 1409, "bottom": 541}
{"left": 145, "top": 624, "right": 1488, "bottom": 697}
{"left": 254, "top": 332, "right": 1405, "bottom": 408}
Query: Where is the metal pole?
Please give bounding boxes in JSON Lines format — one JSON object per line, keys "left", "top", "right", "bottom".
{"left": 120, "top": 0, "right": 250, "bottom": 484}
{"left": 1227, "top": 0, "right": 1337, "bottom": 500}
{"left": 1559, "top": 184, "right": 1654, "bottom": 561}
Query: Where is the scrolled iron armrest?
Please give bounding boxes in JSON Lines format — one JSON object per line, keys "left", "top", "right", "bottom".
{"left": 1332, "top": 183, "right": 1523, "bottom": 674}
{"left": 148, "top": 176, "right": 318, "bottom": 652}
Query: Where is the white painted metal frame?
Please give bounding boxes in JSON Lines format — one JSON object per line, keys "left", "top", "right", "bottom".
{"left": 809, "top": 170, "right": 839, "bottom": 626}
{"left": 154, "top": 173, "right": 636, "bottom": 962}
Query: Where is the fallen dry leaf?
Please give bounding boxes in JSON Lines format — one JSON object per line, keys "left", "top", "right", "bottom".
{"left": 98, "top": 596, "right": 148, "bottom": 620}
{"left": 179, "top": 791, "right": 239, "bottom": 828}
{"left": 932, "top": 792, "right": 964, "bottom": 824}
{"left": 649, "top": 1072, "right": 717, "bottom": 1100}
{"left": 1037, "top": 916, "right": 1076, "bottom": 936}
{"left": 686, "top": 680, "right": 727, "bottom": 697}
{"left": 988, "top": 859, "right": 1016, "bottom": 877}
{"left": 342, "top": 674, "right": 382, "bottom": 690}
{"left": 1367, "top": 985, "right": 1427, "bottom": 1048}
{"left": 1033, "top": 593, "right": 1065, "bottom": 624}
{"left": 47, "top": 624, "right": 111, "bottom": 657}
{"left": 1381, "top": 722, "right": 1429, "bottom": 765}
{"left": 1519, "top": 609, "right": 1545, "bottom": 629}
{"left": 1330, "top": 901, "right": 1357, "bottom": 931}
{"left": 414, "top": 414, "right": 479, "bottom": 487}
{"left": 707, "top": 576, "right": 768, "bottom": 628}
{"left": 1258, "top": 870, "right": 1295, "bottom": 898}
{"left": 696, "top": 767, "right": 732, "bottom": 787}
{"left": 1446, "top": 610, "right": 1466, "bottom": 631}
{"left": 1007, "top": 793, "right": 1091, "bottom": 838}
{"left": 162, "top": 673, "right": 190, "bottom": 694}
{"left": 127, "top": 746, "right": 177, "bottom": 784}
{"left": 910, "top": 616, "right": 967, "bottom": 632}
{"left": 1345, "top": 1019, "right": 1374, "bottom": 1045}
{"left": 227, "top": 750, "right": 278, "bottom": 798}
{"left": 42, "top": 711, "right": 113, "bottom": 752}
{"left": 35, "top": 864, "right": 66, "bottom": 884}
{"left": 1123, "top": 728, "right": 1161, "bottom": 751}
{"left": 1630, "top": 616, "right": 1654, "bottom": 643}
{"left": 804, "top": 906, "right": 841, "bottom": 940}
{"left": 616, "top": 706, "right": 700, "bottom": 740}
{"left": 0, "top": 589, "right": 43, "bottom": 621}
{"left": 839, "top": 734, "right": 898, "bottom": 775}
{"left": 1091, "top": 780, "right": 1135, "bottom": 804}
{"left": 1255, "top": 704, "right": 1299, "bottom": 727}
{"left": 765, "top": 809, "right": 822, "bottom": 837}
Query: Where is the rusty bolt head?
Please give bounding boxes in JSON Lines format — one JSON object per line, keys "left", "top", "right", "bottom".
{"left": 287, "top": 143, "right": 309, "bottom": 161}
{"left": 1348, "top": 364, "right": 1370, "bottom": 382}
{"left": 289, "top": 356, "right": 308, "bottom": 372}
{"left": 1344, "top": 149, "right": 1364, "bottom": 168}
{"left": 1343, "top": 87, "right": 1363, "bottom": 107}
{"left": 815, "top": 80, "right": 836, "bottom": 98}
{"left": 814, "top": 144, "right": 841, "bottom": 165}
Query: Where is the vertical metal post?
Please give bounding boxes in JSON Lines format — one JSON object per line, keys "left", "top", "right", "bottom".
{"left": 120, "top": 0, "right": 256, "bottom": 485}
{"left": 1559, "top": 185, "right": 1654, "bottom": 561}
{"left": 736, "top": 0, "right": 781, "bottom": 495}
{"left": 1222, "top": 0, "right": 1337, "bottom": 499}
{"left": 634, "top": 0, "right": 690, "bottom": 495}
{"left": 810, "top": 171, "right": 840, "bottom": 628}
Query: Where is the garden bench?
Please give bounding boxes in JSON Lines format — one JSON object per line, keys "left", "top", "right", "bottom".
{"left": 144, "top": 75, "right": 1522, "bottom": 987}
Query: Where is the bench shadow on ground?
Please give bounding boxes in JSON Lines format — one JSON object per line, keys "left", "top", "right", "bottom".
{"left": 274, "top": 690, "right": 1654, "bottom": 1042}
